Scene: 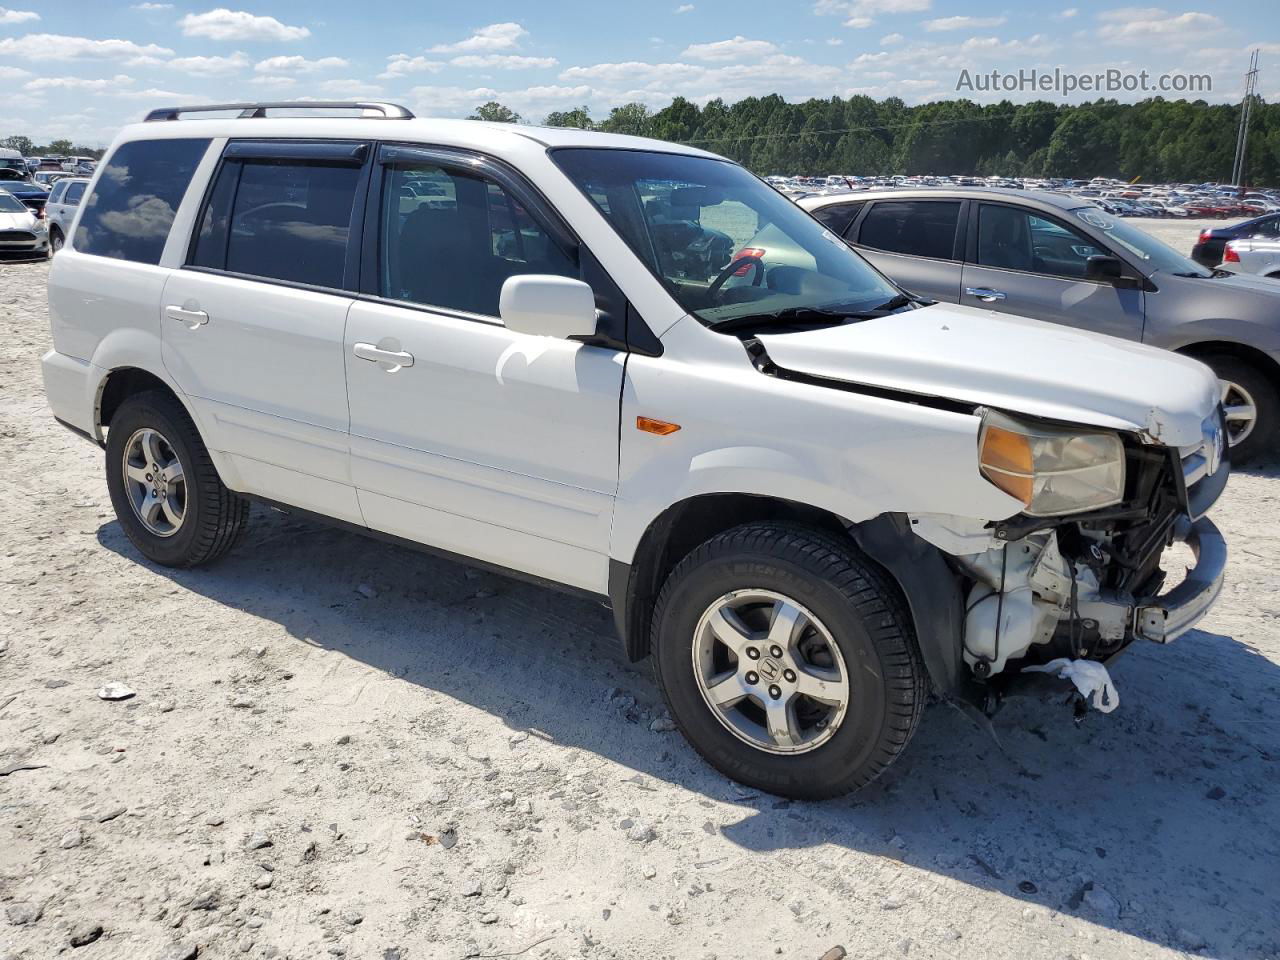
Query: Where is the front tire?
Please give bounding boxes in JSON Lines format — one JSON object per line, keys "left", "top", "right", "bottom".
{"left": 1203, "top": 355, "right": 1278, "bottom": 464}
{"left": 105, "top": 390, "right": 249, "bottom": 567}
{"left": 651, "top": 523, "right": 925, "bottom": 800}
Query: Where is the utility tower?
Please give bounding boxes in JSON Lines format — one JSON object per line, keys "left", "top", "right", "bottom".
{"left": 1231, "top": 49, "right": 1260, "bottom": 188}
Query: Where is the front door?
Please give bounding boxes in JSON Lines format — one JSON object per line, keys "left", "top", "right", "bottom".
{"left": 959, "top": 202, "right": 1144, "bottom": 341}
{"left": 161, "top": 140, "right": 369, "bottom": 522}
{"left": 344, "top": 145, "right": 623, "bottom": 594}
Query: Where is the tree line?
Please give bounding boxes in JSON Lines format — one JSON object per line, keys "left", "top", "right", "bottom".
{"left": 472, "top": 95, "right": 1280, "bottom": 186}
{"left": 1, "top": 136, "right": 105, "bottom": 159}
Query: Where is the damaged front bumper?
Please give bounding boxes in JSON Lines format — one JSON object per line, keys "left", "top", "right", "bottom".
{"left": 1132, "top": 515, "right": 1226, "bottom": 644}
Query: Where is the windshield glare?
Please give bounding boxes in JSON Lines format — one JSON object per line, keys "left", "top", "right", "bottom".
{"left": 1073, "top": 207, "right": 1211, "bottom": 277}
{"left": 552, "top": 148, "right": 899, "bottom": 325}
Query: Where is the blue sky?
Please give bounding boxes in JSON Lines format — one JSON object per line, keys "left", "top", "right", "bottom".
{"left": 1, "top": 1, "right": 1277, "bottom": 145}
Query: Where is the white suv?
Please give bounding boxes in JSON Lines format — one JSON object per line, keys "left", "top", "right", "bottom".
{"left": 43, "top": 102, "right": 1229, "bottom": 798}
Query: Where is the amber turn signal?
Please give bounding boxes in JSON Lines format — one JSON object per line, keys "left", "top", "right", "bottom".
{"left": 636, "top": 416, "right": 681, "bottom": 436}
{"left": 979, "top": 423, "right": 1033, "bottom": 506}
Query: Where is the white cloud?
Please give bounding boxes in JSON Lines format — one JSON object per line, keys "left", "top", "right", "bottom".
{"left": 250, "top": 75, "right": 296, "bottom": 88}
{"left": 130, "top": 2, "right": 172, "bottom": 9}
{"left": 0, "top": 34, "right": 173, "bottom": 60}
{"left": 450, "top": 54, "right": 557, "bottom": 69}
{"left": 253, "top": 54, "right": 349, "bottom": 73}
{"left": 167, "top": 51, "right": 250, "bottom": 74}
{"left": 406, "top": 84, "right": 500, "bottom": 112}
{"left": 880, "top": 32, "right": 904, "bottom": 45}
{"left": 378, "top": 54, "right": 445, "bottom": 79}
{"left": 179, "top": 8, "right": 310, "bottom": 42}
{"left": 826, "top": 37, "right": 843, "bottom": 45}
{"left": 116, "top": 87, "right": 194, "bottom": 100}
{"left": 844, "top": 17, "right": 873, "bottom": 28}
{"left": 1056, "top": 7, "right": 1079, "bottom": 18}
{"left": 429, "top": 22, "right": 527, "bottom": 54}
{"left": 815, "top": 0, "right": 931, "bottom": 28}
{"left": 26, "top": 74, "right": 132, "bottom": 92}
{"left": 317, "top": 78, "right": 385, "bottom": 96}
{"left": 0, "top": 64, "right": 30, "bottom": 78}
{"left": 0, "top": 7, "right": 38, "bottom": 23}
{"left": 1096, "top": 8, "right": 1220, "bottom": 44}
{"left": 923, "top": 15, "right": 1007, "bottom": 31}
{"left": 681, "top": 36, "right": 780, "bottom": 61}
{"left": 675, "top": 3, "right": 694, "bottom": 10}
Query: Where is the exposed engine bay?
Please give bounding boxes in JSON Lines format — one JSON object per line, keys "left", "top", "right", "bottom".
{"left": 910, "top": 434, "right": 1228, "bottom": 690}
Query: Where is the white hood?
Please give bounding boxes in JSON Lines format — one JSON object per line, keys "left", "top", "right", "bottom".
{"left": 0, "top": 210, "right": 35, "bottom": 230}
{"left": 756, "top": 302, "right": 1219, "bottom": 448}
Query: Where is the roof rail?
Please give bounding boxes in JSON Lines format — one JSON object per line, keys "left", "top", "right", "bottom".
{"left": 144, "top": 101, "right": 415, "bottom": 122}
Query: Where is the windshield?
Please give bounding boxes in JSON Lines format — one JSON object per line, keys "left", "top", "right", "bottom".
{"left": 0, "top": 192, "right": 27, "bottom": 213}
{"left": 552, "top": 148, "right": 899, "bottom": 325}
{"left": 1073, "top": 207, "right": 1211, "bottom": 278}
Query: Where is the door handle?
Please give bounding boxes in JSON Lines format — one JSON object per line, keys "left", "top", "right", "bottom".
{"left": 165, "top": 304, "right": 209, "bottom": 326}
{"left": 353, "top": 342, "right": 415, "bottom": 371}
{"left": 965, "top": 287, "right": 1007, "bottom": 302}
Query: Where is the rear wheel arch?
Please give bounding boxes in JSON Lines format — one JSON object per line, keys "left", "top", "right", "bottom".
{"left": 96, "top": 367, "right": 195, "bottom": 441}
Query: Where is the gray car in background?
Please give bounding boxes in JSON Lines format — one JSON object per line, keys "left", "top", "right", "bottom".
{"left": 795, "top": 188, "right": 1280, "bottom": 461}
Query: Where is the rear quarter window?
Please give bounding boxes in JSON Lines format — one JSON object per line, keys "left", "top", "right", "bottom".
{"left": 74, "top": 138, "right": 209, "bottom": 264}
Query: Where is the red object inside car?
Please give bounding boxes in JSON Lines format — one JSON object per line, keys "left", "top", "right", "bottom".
{"left": 731, "top": 247, "right": 766, "bottom": 276}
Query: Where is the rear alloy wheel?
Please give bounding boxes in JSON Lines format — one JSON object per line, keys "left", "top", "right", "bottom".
{"left": 1203, "top": 354, "right": 1278, "bottom": 463}
{"left": 105, "top": 390, "right": 249, "bottom": 567}
{"left": 651, "top": 522, "right": 926, "bottom": 799}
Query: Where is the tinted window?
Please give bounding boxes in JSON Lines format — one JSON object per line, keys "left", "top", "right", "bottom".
{"left": 192, "top": 159, "right": 361, "bottom": 287}
{"left": 0, "top": 192, "right": 25, "bottom": 214}
{"left": 48, "top": 181, "right": 66, "bottom": 203}
{"left": 65, "top": 181, "right": 86, "bottom": 205}
{"left": 378, "top": 160, "right": 575, "bottom": 317}
{"left": 977, "top": 205, "right": 1105, "bottom": 278}
{"left": 1254, "top": 216, "right": 1280, "bottom": 238}
{"left": 74, "top": 138, "right": 208, "bottom": 263}
{"left": 810, "top": 201, "right": 863, "bottom": 238}
{"left": 858, "top": 200, "right": 960, "bottom": 260}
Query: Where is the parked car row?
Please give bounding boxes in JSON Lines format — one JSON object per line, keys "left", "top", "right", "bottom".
{"left": 0, "top": 145, "right": 91, "bottom": 258}
{"left": 769, "top": 173, "right": 1279, "bottom": 220}
{"left": 39, "top": 101, "right": 1234, "bottom": 799}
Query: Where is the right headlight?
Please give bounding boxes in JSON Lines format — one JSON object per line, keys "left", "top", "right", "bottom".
{"left": 978, "top": 411, "right": 1126, "bottom": 517}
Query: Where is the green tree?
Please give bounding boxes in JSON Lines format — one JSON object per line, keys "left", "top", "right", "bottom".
{"left": 598, "top": 102, "right": 652, "bottom": 137}
{"left": 2, "top": 135, "right": 34, "bottom": 155}
{"left": 46, "top": 138, "right": 74, "bottom": 154}
{"left": 543, "top": 106, "right": 594, "bottom": 129}
{"left": 468, "top": 102, "right": 521, "bottom": 123}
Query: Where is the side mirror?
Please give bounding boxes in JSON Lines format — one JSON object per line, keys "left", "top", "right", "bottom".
{"left": 498, "top": 275, "right": 598, "bottom": 340}
{"left": 1084, "top": 254, "right": 1137, "bottom": 286}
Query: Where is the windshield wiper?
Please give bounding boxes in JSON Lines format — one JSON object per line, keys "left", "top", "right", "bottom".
{"left": 709, "top": 293, "right": 919, "bottom": 334}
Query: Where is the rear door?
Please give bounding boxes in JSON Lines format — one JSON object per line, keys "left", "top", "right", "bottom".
{"left": 847, "top": 198, "right": 964, "bottom": 302}
{"left": 959, "top": 202, "right": 1144, "bottom": 341}
{"left": 161, "top": 140, "right": 368, "bottom": 522}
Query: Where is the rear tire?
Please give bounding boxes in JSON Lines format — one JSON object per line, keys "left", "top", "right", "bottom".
{"left": 49, "top": 226, "right": 64, "bottom": 254}
{"left": 1202, "top": 354, "right": 1278, "bottom": 464}
{"left": 105, "top": 390, "right": 249, "bottom": 567}
{"left": 650, "top": 522, "right": 925, "bottom": 800}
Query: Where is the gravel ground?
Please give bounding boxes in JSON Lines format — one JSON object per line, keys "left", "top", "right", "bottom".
{"left": 1, "top": 234, "right": 1278, "bottom": 960}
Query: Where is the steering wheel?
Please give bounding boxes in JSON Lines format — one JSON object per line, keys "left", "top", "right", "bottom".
{"left": 707, "top": 255, "right": 765, "bottom": 299}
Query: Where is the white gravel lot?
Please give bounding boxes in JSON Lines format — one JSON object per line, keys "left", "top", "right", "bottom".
{"left": 1, "top": 223, "right": 1278, "bottom": 960}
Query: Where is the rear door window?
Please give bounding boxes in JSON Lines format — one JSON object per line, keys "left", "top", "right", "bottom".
{"left": 74, "top": 138, "right": 209, "bottom": 263}
{"left": 65, "top": 181, "right": 86, "bottom": 205}
{"left": 810, "top": 201, "right": 863, "bottom": 238}
{"left": 48, "top": 181, "right": 66, "bottom": 203}
{"left": 856, "top": 200, "right": 961, "bottom": 260}
{"left": 191, "top": 151, "right": 363, "bottom": 288}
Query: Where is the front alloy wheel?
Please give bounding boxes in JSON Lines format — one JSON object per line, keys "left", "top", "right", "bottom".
{"left": 651, "top": 522, "right": 926, "bottom": 799}
{"left": 693, "top": 590, "right": 849, "bottom": 754}
{"left": 1220, "top": 378, "right": 1257, "bottom": 448}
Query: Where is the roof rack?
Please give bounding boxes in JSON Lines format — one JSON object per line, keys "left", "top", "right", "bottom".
{"left": 144, "top": 101, "right": 415, "bottom": 122}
